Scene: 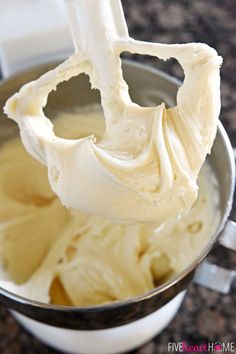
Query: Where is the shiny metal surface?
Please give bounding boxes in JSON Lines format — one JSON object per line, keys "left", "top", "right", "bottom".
{"left": 194, "top": 261, "right": 236, "bottom": 294}
{"left": 194, "top": 153, "right": 236, "bottom": 293}
{"left": 219, "top": 219, "right": 236, "bottom": 251}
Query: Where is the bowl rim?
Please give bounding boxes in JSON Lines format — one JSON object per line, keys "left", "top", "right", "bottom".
{"left": 0, "top": 59, "right": 235, "bottom": 313}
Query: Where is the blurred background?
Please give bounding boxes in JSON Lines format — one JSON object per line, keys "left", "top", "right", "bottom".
{"left": 122, "top": 0, "right": 236, "bottom": 138}
{"left": 0, "top": 1, "right": 235, "bottom": 353}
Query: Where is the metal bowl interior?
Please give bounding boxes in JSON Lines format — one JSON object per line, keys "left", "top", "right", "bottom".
{"left": 0, "top": 60, "right": 234, "bottom": 329}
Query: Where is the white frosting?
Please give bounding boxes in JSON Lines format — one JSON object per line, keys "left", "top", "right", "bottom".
{"left": 4, "top": 0, "right": 222, "bottom": 224}
{"left": 0, "top": 110, "right": 220, "bottom": 306}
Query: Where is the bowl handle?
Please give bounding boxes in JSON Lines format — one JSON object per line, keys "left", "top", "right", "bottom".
{"left": 219, "top": 219, "right": 236, "bottom": 251}
{"left": 193, "top": 148, "right": 236, "bottom": 294}
{"left": 193, "top": 258, "right": 236, "bottom": 294}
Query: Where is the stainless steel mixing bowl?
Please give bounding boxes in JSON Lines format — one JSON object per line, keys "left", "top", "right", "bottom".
{"left": 0, "top": 60, "right": 235, "bottom": 331}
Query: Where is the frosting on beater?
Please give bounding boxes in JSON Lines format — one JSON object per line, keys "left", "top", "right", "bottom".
{"left": 4, "top": 0, "right": 222, "bottom": 224}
